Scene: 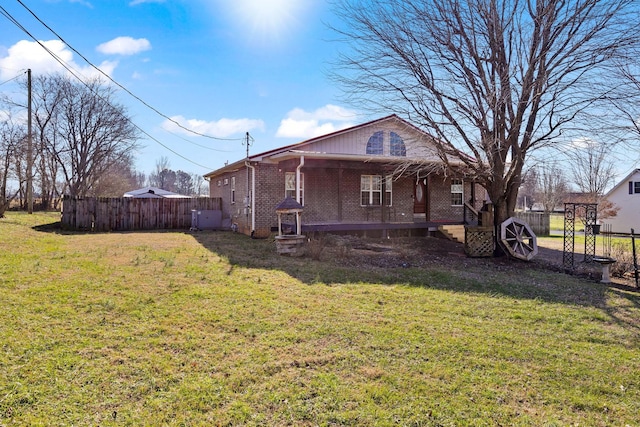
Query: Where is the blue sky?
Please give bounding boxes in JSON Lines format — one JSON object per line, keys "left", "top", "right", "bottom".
{"left": 1, "top": 0, "right": 362, "bottom": 176}
{"left": 2, "top": 0, "right": 638, "bottom": 188}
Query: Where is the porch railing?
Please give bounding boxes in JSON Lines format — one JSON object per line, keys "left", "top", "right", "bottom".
{"left": 464, "top": 201, "right": 479, "bottom": 226}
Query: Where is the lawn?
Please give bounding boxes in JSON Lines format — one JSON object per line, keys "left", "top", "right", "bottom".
{"left": 1, "top": 212, "right": 639, "bottom": 426}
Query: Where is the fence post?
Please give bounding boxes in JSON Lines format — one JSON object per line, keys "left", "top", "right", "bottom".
{"left": 632, "top": 228, "right": 639, "bottom": 288}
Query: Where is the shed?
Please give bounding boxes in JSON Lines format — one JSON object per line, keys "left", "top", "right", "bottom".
{"left": 123, "top": 187, "right": 190, "bottom": 199}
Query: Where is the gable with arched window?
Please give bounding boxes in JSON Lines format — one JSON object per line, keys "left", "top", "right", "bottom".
{"left": 366, "top": 131, "right": 384, "bottom": 155}
{"left": 390, "top": 132, "right": 406, "bottom": 156}
{"left": 365, "top": 130, "right": 407, "bottom": 156}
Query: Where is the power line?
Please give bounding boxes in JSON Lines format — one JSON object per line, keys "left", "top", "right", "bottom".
{"left": 0, "top": 5, "right": 249, "bottom": 170}
{"left": 0, "top": 26, "right": 233, "bottom": 153}
{"left": 0, "top": 71, "right": 26, "bottom": 87}
{"left": 10, "top": 0, "right": 247, "bottom": 143}
{"left": 0, "top": 5, "right": 219, "bottom": 171}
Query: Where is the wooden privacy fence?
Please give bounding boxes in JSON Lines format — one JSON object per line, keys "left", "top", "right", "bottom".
{"left": 61, "top": 196, "right": 222, "bottom": 231}
{"left": 514, "top": 212, "right": 550, "bottom": 236}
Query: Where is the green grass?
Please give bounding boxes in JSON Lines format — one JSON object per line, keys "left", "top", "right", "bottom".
{"left": 550, "top": 213, "right": 564, "bottom": 231}
{"left": 1, "top": 212, "right": 639, "bottom": 426}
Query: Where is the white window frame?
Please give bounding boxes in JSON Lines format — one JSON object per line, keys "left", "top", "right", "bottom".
{"left": 451, "top": 178, "right": 463, "bottom": 206}
{"left": 361, "top": 175, "right": 392, "bottom": 206}
{"left": 384, "top": 176, "right": 393, "bottom": 206}
{"left": 285, "top": 172, "right": 304, "bottom": 205}
{"left": 230, "top": 176, "right": 236, "bottom": 204}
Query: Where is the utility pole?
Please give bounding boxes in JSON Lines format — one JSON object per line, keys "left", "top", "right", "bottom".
{"left": 245, "top": 131, "right": 251, "bottom": 158}
{"left": 244, "top": 132, "right": 254, "bottom": 236}
{"left": 244, "top": 131, "right": 251, "bottom": 206}
{"left": 27, "top": 68, "right": 33, "bottom": 214}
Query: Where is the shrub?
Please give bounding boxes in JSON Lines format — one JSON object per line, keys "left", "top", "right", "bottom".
{"left": 610, "top": 241, "right": 636, "bottom": 278}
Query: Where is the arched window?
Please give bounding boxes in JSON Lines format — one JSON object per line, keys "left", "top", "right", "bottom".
{"left": 390, "top": 132, "right": 406, "bottom": 156}
{"left": 366, "top": 131, "right": 384, "bottom": 155}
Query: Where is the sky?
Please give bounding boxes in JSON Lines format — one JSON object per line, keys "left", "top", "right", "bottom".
{"left": 0, "top": 0, "right": 363, "bottom": 177}
{"left": 2, "top": 0, "right": 639, "bottom": 189}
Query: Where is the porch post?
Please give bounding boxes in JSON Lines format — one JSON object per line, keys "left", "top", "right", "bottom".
{"left": 337, "top": 168, "right": 343, "bottom": 222}
{"left": 296, "top": 156, "right": 305, "bottom": 205}
{"left": 381, "top": 171, "right": 387, "bottom": 223}
{"left": 426, "top": 174, "right": 431, "bottom": 221}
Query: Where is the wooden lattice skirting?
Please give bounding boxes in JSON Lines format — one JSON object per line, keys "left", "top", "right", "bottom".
{"left": 464, "top": 226, "right": 495, "bottom": 257}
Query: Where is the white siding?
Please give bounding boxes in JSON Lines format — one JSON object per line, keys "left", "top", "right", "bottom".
{"left": 602, "top": 170, "right": 640, "bottom": 234}
{"left": 302, "top": 117, "right": 436, "bottom": 159}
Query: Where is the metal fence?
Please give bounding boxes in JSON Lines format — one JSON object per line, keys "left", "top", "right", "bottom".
{"left": 61, "top": 196, "right": 222, "bottom": 231}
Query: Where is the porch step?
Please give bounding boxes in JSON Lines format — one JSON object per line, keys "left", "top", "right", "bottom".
{"left": 438, "top": 225, "right": 465, "bottom": 244}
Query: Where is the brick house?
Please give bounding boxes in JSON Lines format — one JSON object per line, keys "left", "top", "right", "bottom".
{"left": 205, "top": 115, "right": 486, "bottom": 238}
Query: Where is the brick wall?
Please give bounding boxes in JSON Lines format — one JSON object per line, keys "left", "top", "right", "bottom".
{"left": 428, "top": 175, "right": 457, "bottom": 220}
{"left": 209, "top": 167, "right": 253, "bottom": 234}
{"left": 254, "top": 164, "right": 282, "bottom": 237}
{"left": 209, "top": 163, "right": 484, "bottom": 236}
{"left": 429, "top": 177, "right": 486, "bottom": 221}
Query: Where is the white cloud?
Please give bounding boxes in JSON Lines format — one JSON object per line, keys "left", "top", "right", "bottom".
{"left": 97, "top": 37, "right": 151, "bottom": 56}
{"left": 0, "top": 40, "right": 117, "bottom": 81}
{"left": 129, "top": 0, "right": 165, "bottom": 5}
{"left": 570, "top": 137, "right": 598, "bottom": 150}
{"left": 162, "top": 115, "right": 265, "bottom": 138}
{"left": 70, "top": 0, "right": 94, "bottom": 8}
{"left": 276, "top": 105, "right": 358, "bottom": 139}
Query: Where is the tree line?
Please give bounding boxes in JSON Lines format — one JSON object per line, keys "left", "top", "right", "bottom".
{"left": 0, "top": 74, "right": 206, "bottom": 217}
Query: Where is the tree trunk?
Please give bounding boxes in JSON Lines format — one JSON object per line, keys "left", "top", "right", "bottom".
{"left": 489, "top": 181, "right": 519, "bottom": 256}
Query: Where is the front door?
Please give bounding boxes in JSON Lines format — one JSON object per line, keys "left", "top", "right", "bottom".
{"left": 414, "top": 178, "right": 427, "bottom": 216}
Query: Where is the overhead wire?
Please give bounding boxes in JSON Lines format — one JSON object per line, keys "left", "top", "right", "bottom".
{"left": 0, "top": 4, "right": 221, "bottom": 170}
{"left": 13, "top": 0, "right": 245, "bottom": 143}
{"left": 0, "top": 70, "right": 27, "bottom": 87}
{"left": 0, "top": 3, "right": 249, "bottom": 170}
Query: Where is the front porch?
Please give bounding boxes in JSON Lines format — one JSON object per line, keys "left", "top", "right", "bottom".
{"left": 292, "top": 220, "right": 464, "bottom": 238}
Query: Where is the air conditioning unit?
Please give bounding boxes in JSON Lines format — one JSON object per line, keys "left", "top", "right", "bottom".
{"left": 191, "top": 210, "right": 222, "bottom": 231}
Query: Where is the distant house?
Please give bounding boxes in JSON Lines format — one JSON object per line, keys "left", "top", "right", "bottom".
{"left": 601, "top": 169, "right": 640, "bottom": 234}
{"left": 123, "top": 187, "right": 190, "bottom": 199}
{"left": 204, "top": 115, "right": 487, "bottom": 238}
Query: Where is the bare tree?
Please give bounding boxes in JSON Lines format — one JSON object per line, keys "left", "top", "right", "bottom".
{"left": 569, "top": 141, "right": 619, "bottom": 220}
{"left": 570, "top": 142, "right": 617, "bottom": 199}
{"left": 536, "top": 164, "right": 568, "bottom": 214}
{"left": 519, "top": 167, "right": 538, "bottom": 211}
{"left": 90, "top": 154, "right": 145, "bottom": 197}
{"left": 28, "top": 74, "right": 140, "bottom": 197}
{"left": 192, "top": 173, "right": 209, "bottom": 197}
{"left": 333, "top": 0, "right": 640, "bottom": 229}
{"left": 0, "top": 114, "right": 25, "bottom": 217}
{"left": 615, "top": 64, "right": 640, "bottom": 170}
{"left": 20, "top": 74, "right": 65, "bottom": 210}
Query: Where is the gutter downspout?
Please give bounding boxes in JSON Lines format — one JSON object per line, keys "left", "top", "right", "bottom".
{"left": 296, "top": 155, "right": 304, "bottom": 205}
{"left": 245, "top": 161, "right": 256, "bottom": 236}
{"left": 296, "top": 156, "right": 304, "bottom": 235}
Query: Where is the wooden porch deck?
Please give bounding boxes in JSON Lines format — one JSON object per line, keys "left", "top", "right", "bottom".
{"left": 298, "top": 220, "right": 463, "bottom": 236}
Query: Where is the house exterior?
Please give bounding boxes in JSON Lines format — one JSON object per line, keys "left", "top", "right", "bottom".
{"left": 601, "top": 168, "right": 640, "bottom": 234}
{"left": 204, "top": 115, "right": 487, "bottom": 238}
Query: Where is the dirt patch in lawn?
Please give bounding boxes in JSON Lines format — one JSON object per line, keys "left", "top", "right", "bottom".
{"left": 315, "top": 233, "right": 638, "bottom": 289}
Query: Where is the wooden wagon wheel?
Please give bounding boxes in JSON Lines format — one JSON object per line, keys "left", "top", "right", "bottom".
{"left": 500, "top": 217, "right": 538, "bottom": 261}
